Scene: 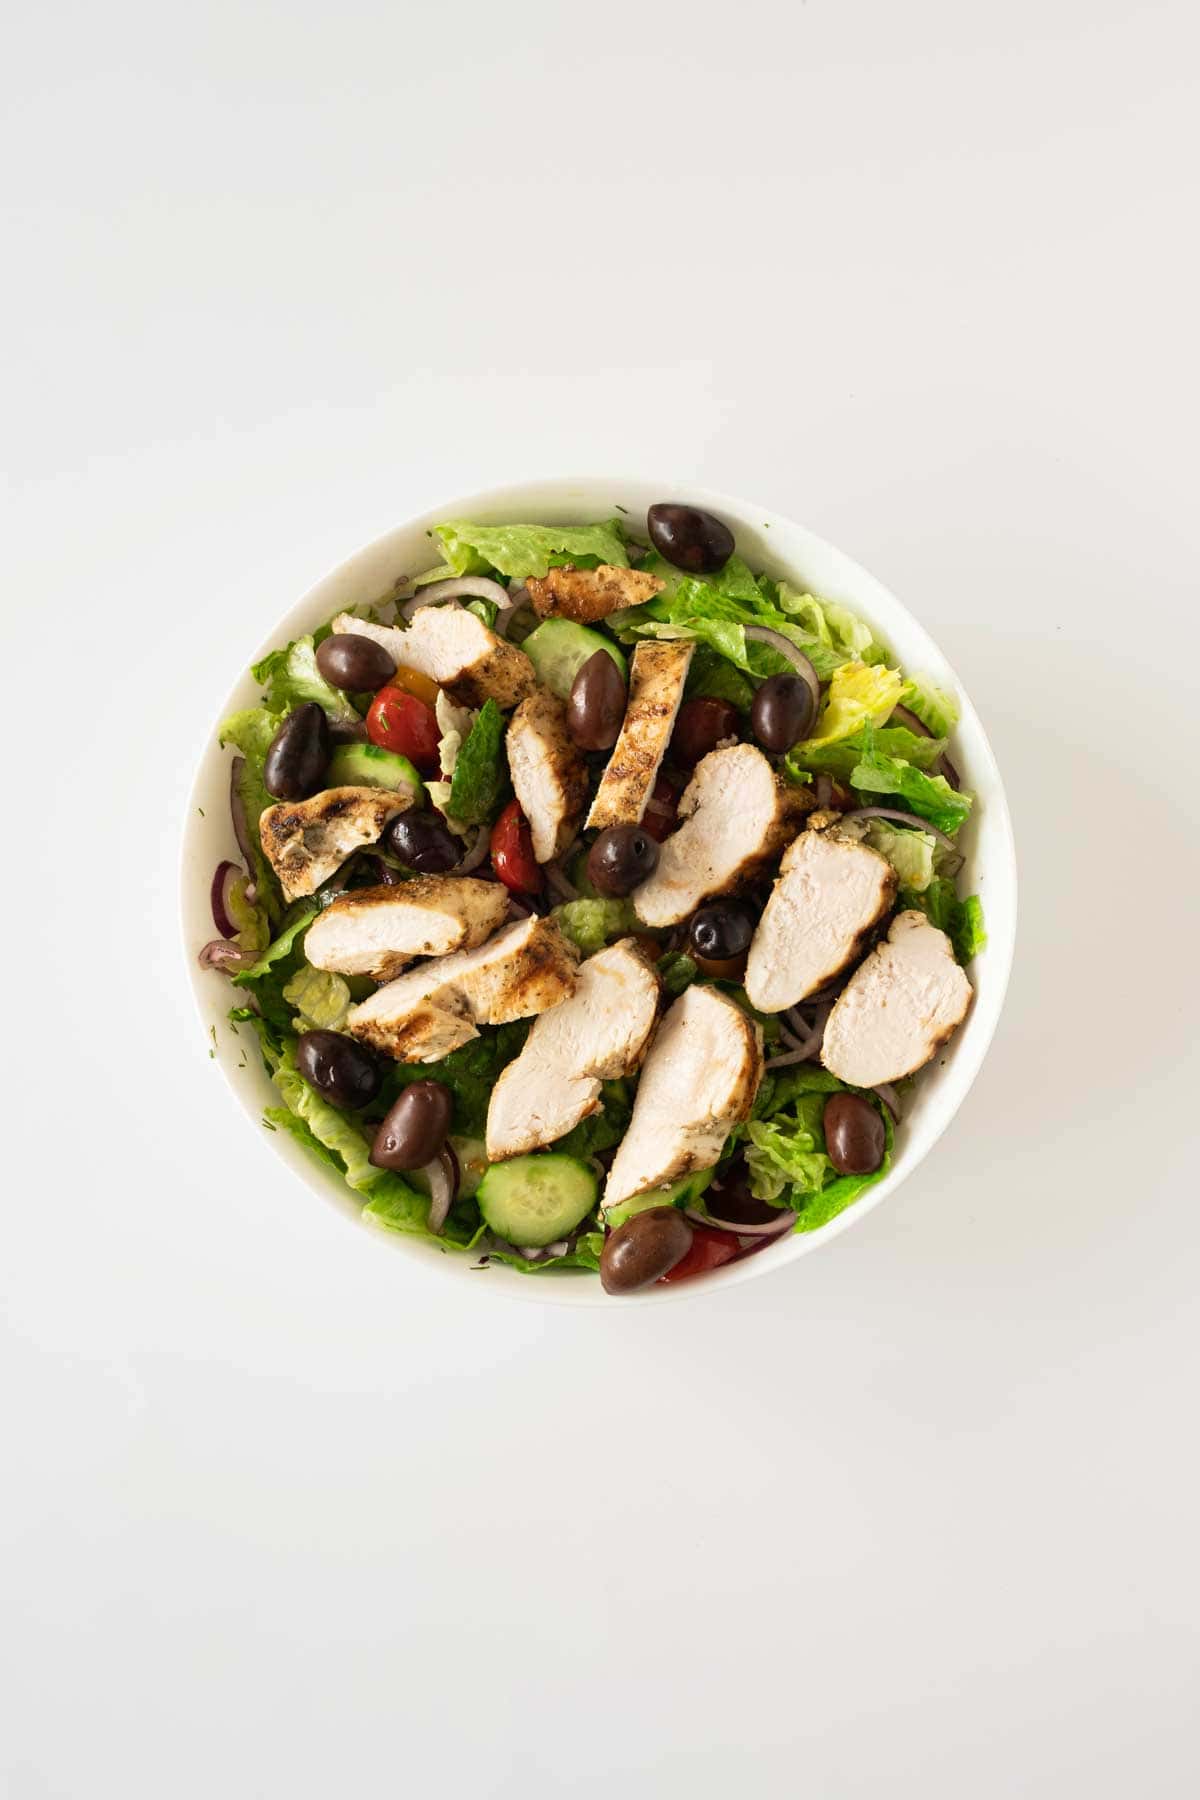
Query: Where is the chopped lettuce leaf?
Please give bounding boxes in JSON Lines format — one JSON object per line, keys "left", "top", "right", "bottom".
{"left": 745, "top": 1116, "right": 830, "bottom": 1202}
{"left": 609, "top": 577, "right": 837, "bottom": 680}
{"left": 800, "top": 660, "right": 906, "bottom": 751}
{"left": 436, "top": 690, "right": 474, "bottom": 780}
{"left": 252, "top": 635, "right": 360, "bottom": 726}
{"left": 219, "top": 707, "right": 286, "bottom": 920}
{"left": 746, "top": 1067, "right": 893, "bottom": 1224}
{"left": 433, "top": 519, "right": 628, "bottom": 580}
{"left": 657, "top": 951, "right": 698, "bottom": 996}
{"left": 901, "top": 673, "right": 960, "bottom": 739}
{"left": 786, "top": 721, "right": 947, "bottom": 782}
{"left": 381, "top": 1023, "right": 529, "bottom": 1139}
{"left": 446, "top": 699, "right": 506, "bottom": 826}
{"left": 684, "top": 644, "right": 756, "bottom": 711}
{"left": 898, "top": 879, "right": 987, "bottom": 963}
{"left": 272, "top": 1052, "right": 379, "bottom": 1189}
{"left": 553, "top": 897, "right": 636, "bottom": 957}
{"left": 850, "top": 726, "right": 973, "bottom": 836}
{"left": 854, "top": 820, "right": 938, "bottom": 892}
{"left": 480, "top": 1230, "right": 604, "bottom": 1274}
{"left": 777, "top": 587, "right": 888, "bottom": 666}
{"left": 231, "top": 906, "right": 315, "bottom": 985}
{"left": 283, "top": 964, "right": 352, "bottom": 1032}
{"left": 263, "top": 1105, "right": 342, "bottom": 1172}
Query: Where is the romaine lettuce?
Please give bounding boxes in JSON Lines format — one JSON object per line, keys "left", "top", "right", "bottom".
{"left": 433, "top": 519, "right": 628, "bottom": 580}
{"left": 777, "top": 586, "right": 889, "bottom": 666}
{"left": 901, "top": 674, "right": 959, "bottom": 738}
{"left": 850, "top": 727, "right": 973, "bottom": 836}
{"left": 252, "top": 635, "right": 360, "bottom": 726}
{"left": 553, "top": 897, "right": 636, "bottom": 957}
{"left": 283, "top": 964, "right": 352, "bottom": 1032}
{"left": 219, "top": 706, "right": 286, "bottom": 920}
{"left": 855, "top": 820, "right": 938, "bottom": 891}
{"left": 786, "top": 721, "right": 947, "bottom": 782}
{"left": 898, "top": 878, "right": 987, "bottom": 962}
{"left": 799, "top": 660, "right": 906, "bottom": 751}
{"left": 445, "top": 699, "right": 506, "bottom": 826}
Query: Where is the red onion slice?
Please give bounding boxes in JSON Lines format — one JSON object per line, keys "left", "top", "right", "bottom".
{"left": 198, "top": 939, "right": 258, "bottom": 972}
{"left": 684, "top": 1205, "right": 795, "bottom": 1237}
{"left": 873, "top": 1083, "right": 901, "bottom": 1121}
{"left": 742, "top": 628, "right": 820, "bottom": 715}
{"left": 544, "top": 859, "right": 579, "bottom": 903}
{"left": 814, "top": 773, "right": 833, "bottom": 809}
{"left": 424, "top": 1144, "right": 459, "bottom": 1235}
{"left": 401, "top": 577, "right": 516, "bottom": 620}
{"left": 210, "top": 860, "right": 244, "bottom": 939}
{"left": 844, "top": 806, "right": 964, "bottom": 868}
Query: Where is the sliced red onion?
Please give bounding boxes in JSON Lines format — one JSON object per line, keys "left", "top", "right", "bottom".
{"left": 424, "top": 1144, "right": 459, "bottom": 1235}
{"left": 684, "top": 1205, "right": 795, "bottom": 1237}
{"left": 198, "top": 939, "right": 258, "bottom": 972}
{"left": 457, "top": 825, "right": 491, "bottom": 873}
{"left": 845, "top": 806, "right": 963, "bottom": 868}
{"left": 544, "top": 859, "right": 579, "bottom": 903}
{"left": 775, "top": 1002, "right": 831, "bottom": 1062}
{"left": 210, "top": 860, "right": 244, "bottom": 939}
{"left": 873, "top": 1083, "right": 901, "bottom": 1121}
{"left": 814, "top": 773, "right": 833, "bottom": 809}
{"left": 401, "top": 576, "right": 516, "bottom": 620}
{"left": 742, "top": 627, "right": 820, "bottom": 715}
{"left": 229, "top": 757, "right": 257, "bottom": 871}
{"left": 939, "top": 752, "right": 962, "bottom": 792}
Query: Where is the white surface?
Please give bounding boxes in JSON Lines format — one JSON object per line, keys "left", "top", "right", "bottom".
{"left": 4, "top": 3, "right": 1199, "bottom": 1795}
{"left": 181, "top": 476, "right": 1016, "bottom": 1303}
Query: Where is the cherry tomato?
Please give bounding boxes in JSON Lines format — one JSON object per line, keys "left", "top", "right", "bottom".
{"left": 366, "top": 686, "right": 440, "bottom": 774}
{"left": 387, "top": 662, "right": 441, "bottom": 709}
{"left": 659, "top": 1225, "right": 741, "bottom": 1283}
{"left": 640, "top": 775, "right": 679, "bottom": 843}
{"left": 490, "top": 800, "right": 541, "bottom": 895}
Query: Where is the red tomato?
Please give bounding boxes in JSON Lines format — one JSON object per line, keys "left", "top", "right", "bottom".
{"left": 490, "top": 800, "right": 541, "bottom": 896}
{"left": 366, "top": 686, "right": 441, "bottom": 774}
{"left": 659, "top": 1226, "right": 741, "bottom": 1283}
{"left": 640, "top": 775, "right": 679, "bottom": 843}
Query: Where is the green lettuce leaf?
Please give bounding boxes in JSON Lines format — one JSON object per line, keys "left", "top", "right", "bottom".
{"left": 263, "top": 1105, "right": 343, "bottom": 1172}
{"left": 252, "top": 635, "right": 360, "bottom": 726}
{"left": 777, "top": 587, "right": 889, "bottom": 667}
{"left": 219, "top": 707, "right": 286, "bottom": 920}
{"left": 785, "top": 722, "right": 947, "bottom": 782}
{"left": 282, "top": 964, "right": 352, "bottom": 1032}
{"left": 745, "top": 1116, "right": 831, "bottom": 1202}
{"left": 684, "top": 645, "right": 756, "bottom": 711}
{"left": 746, "top": 1068, "right": 893, "bottom": 1225}
{"left": 901, "top": 674, "right": 959, "bottom": 738}
{"left": 657, "top": 951, "right": 698, "bottom": 996}
{"left": 553, "top": 897, "right": 636, "bottom": 957}
{"left": 479, "top": 1229, "right": 604, "bottom": 1274}
{"left": 446, "top": 699, "right": 506, "bottom": 826}
{"left": 381, "top": 1023, "right": 529, "bottom": 1140}
{"left": 231, "top": 906, "right": 315, "bottom": 985}
{"left": 609, "top": 575, "right": 869, "bottom": 683}
{"left": 433, "top": 519, "right": 628, "bottom": 580}
{"left": 850, "top": 728, "right": 973, "bottom": 836}
{"left": 800, "top": 660, "right": 906, "bottom": 751}
{"left": 898, "top": 879, "right": 988, "bottom": 963}
{"left": 856, "top": 820, "right": 937, "bottom": 891}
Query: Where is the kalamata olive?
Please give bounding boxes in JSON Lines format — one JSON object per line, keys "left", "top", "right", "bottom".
{"left": 646, "top": 502, "right": 735, "bottom": 575}
{"left": 600, "top": 1205, "right": 694, "bottom": 1295}
{"left": 295, "top": 1029, "right": 382, "bottom": 1110}
{"left": 384, "top": 808, "right": 461, "bottom": 874}
{"left": 823, "top": 1092, "right": 886, "bottom": 1175}
{"left": 370, "top": 1080, "right": 454, "bottom": 1172}
{"left": 316, "top": 632, "right": 397, "bottom": 692}
{"left": 670, "top": 696, "right": 740, "bottom": 767}
{"left": 706, "top": 1157, "right": 781, "bottom": 1226}
{"left": 567, "top": 650, "right": 626, "bottom": 751}
{"left": 264, "top": 701, "right": 331, "bottom": 800}
{"left": 750, "top": 673, "right": 816, "bottom": 753}
{"left": 687, "top": 901, "right": 756, "bottom": 964}
{"left": 587, "top": 825, "right": 659, "bottom": 897}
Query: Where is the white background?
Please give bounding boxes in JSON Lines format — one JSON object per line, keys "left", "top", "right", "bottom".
{"left": 4, "top": 3, "right": 1199, "bottom": 1795}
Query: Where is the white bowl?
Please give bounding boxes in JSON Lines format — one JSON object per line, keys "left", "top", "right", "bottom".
{"left": 181, "top": 477, "right": 1016, "bottom": 1306}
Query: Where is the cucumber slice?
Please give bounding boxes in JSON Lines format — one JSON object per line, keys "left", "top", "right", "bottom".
{"left": 328, "top": 742, "right": 424, "bottom": 801}
{"left": 477, "top": 1153, "right": 598, "bottom": 1247}
{"left": 523, "top": 619, "right": 627, "bottom": 701}
{"left": 603, "top": 1167, "right": 714, "bottom": 1230}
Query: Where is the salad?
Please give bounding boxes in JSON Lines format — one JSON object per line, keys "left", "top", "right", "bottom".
{"left": 199, "top": 500, "right": 985, "bottom": 1295}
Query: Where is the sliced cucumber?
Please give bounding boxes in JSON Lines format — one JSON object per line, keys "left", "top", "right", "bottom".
{"left": 477, "top": 1153, "right": 598, "bottom": 1248}
{"left": 603, "top": 1167, "right": 714, "bottom": 1230}
{"left": 523, "top": 619, "right": 627, "bottom": 701}
{"left": 328, "top": 742, "right": 423, "bottom": 801}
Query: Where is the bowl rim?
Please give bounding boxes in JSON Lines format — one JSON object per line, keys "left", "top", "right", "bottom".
{"left": 180, "top": 474, "right": 1017, "bottom": 1308}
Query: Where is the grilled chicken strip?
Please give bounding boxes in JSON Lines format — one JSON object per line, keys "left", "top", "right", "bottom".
{"left": 259, "top": 787, "right": 409, "bottom": 902}
{"left": 744, "top": 826, "right": 897, "bottom": 1013}
{"left": 586, "top": 639, "right": 694, "bottom": 831}
{"left": 486, "top": 939, "right": 661, "bottom": 1160}
{"left": 821, "top": 911, "right": 973, "bottom": 1086}
{"left": 525, "top": 563, "right": 665, "bottom": 624}
{"left": 506, "top": 688, "right": 589, "bottom": 863}
{"left": 304, "top": 877, "right": 510, "bottom": 982}
{"left": 330, "top": 605, "right": 535, "bottom": 709}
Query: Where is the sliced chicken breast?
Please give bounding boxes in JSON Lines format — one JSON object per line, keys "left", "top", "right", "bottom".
{"left": 744, "top": 826, "right": 897, "bottom": 1013}
{"left": 304, "top": 877, "right": 510, "bottom": 981}
{"left": 631, "top": 743, "right": 813, "bottom": 930}
{"left": 603, "top": 985, "right": 763, "bottom": 1211}
{"left": 345, "top": 914, "right": 578, "bottom": 1061}
{"left": 586, "top": 639, "right": 694, "bottom": 831}
{"left": 821, "top": 910, "right": 973, "bottom": 1086}
{"left": 506, "top": 688, "right": 589, "bottom": 863}
{"left": 331, "top": 605, "right": 535, "bottom": 709}
{"left": 525, "top": 563, "right": 665, "bottom": 624}
{"left": 486, "top": 939, "right": 661, "bottom": 1160}
{"left": 259, "top": 787, "right": 408, "bottom": 901}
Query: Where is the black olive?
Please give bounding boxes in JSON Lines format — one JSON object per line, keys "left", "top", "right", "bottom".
{"left": 670, "top": 696, "right": 740, "bottom": 767}
{"left": 646, "top": 502, "right": 735, "bottom": 575}
{"left": 823, "top": 1093, "right": 886, "bottom": 1175}
{"left": 384, "top": 808, "right": 461, "bottom": 874}
{"left": 706, "top": 1158, "right": 781, "bottom": 1226}
{"left": 264, "top": 702, "right": 331, "bottom": 800}
{"left": 316, "top": 632, "right": 397, "bottom": 692}
{"left": 295, "top": 1029, "right": 382, "bottom": 1110}
{"left": 370, "top": 1081, "right": 454, "bottom": 1171}
{"left": 586, "top": 825, "right": 659, "bottom": 898}
{"left": 750, "top": 673, "right": 816, "bottom": 754}
{"left": 687, "top": 901, "right": 756, "bottom": 963}
{"left": 567, "top": 650, "right": 627, "bottom": 751}
{"left": 600, "top": 1206, "right": 694, "bottom": 1295}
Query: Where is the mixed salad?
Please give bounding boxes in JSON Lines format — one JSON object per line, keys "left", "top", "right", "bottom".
{"left": 199, "top": 501, "right": 985, "bottom": 1294}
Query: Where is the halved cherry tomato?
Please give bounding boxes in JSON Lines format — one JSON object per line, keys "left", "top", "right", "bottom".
{"left": 640, "top": 775, "right": 678, "bottom": 843}
{"left": 659, "top": 1225, "right": 740, "bottom": 1283}
{"left": 387, "top": 662, "right": 441, "bottom": 708}
{"left": 490, "top": 800, "right": 541, "bottom": 896}
{"left": 366, "top": 686, "right": 440, "bottom": 774}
